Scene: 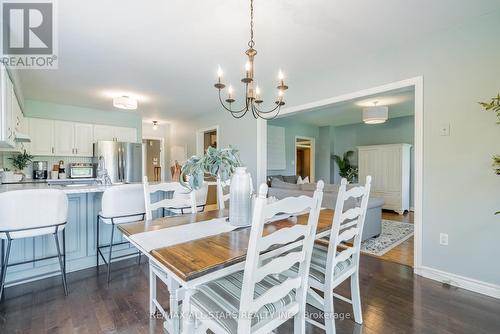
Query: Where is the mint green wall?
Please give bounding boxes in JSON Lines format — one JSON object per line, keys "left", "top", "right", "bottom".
{"left": 267, "top": 118, "right": 321, "bottom": 179}
{"left": 200, "top": 11, "right": 500, "bottom": 287}
{"left": 24, "top": 99, "right": 142, "bottom": 139}
{"left": 332, "top": 116, "right": 415, "bottom": 206}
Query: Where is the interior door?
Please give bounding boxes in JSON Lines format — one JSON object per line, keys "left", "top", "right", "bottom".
{"left": 74, "top": 123, "right": 94, "bottom": 157}
{"left": 54, "top": 121, "right": 75, "bottom": 156}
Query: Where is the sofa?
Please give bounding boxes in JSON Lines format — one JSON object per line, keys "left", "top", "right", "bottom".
{"left": 267, "top": 176, "right": 384, "bottom": 241}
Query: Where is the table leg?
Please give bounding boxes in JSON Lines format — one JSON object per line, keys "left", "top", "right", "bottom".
{"left": 163, "top": 276, "right": 180, "bottom": 334}
{"left": 149, "top": 264, "right": 157, "bottom": 317}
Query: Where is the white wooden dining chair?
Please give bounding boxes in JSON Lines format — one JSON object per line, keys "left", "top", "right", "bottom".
{"left": 207, "top": 176, "right": 231, "bottom": 210}
{"left": 143, "top": 177, "right": 209, "bottom": 220}
{"left": 304, "top": 176, "right": 371, "bottom": 334}
{"left": 185, "top": 181, "right": 324, "bottom": 334}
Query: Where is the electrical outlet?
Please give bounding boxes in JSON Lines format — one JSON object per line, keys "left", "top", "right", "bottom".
{"left": 439, "top": 233, "right": 449, "bottom": 246}
{"left": 439, "top": 123, "right": 450, "bottom": 136}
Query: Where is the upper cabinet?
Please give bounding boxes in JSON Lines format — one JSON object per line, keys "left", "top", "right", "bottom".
{"left": 74, "top": 123, "right": 94, "bottom": 156}
{"left": 94, "top": 124, "right": 137, "bottom": 143}
{"left": 29, "top": 118, "right": 54, "bottom": 155}
{"left": 27, "top": 118, "right": 136, "bottom": 156}
{"left": 0, "top": 65, "right": 15, "bottom": 148}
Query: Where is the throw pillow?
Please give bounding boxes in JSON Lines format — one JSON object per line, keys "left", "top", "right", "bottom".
{"left": 297, "top": 176, "right": 303, "bottom": 184}
{"left": 271, "top": 178, "right": 301, "bottom": 190}
{"left": 282, "top": 175, "right": 299, "bottom": 184}
{"left": 302, "top": 176, "right": 310, "bottom": 184}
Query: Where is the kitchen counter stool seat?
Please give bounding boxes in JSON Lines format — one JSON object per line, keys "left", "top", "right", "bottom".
{"left": 97, "top": 184, "right": 145, "bottom": 283}
{"left": 0, "top": 189, "right": 69, "bottom": 301}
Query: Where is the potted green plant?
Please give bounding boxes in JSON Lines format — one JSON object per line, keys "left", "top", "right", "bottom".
{"left": 332, "top": 150, "right": 358, "bottom": 183}
{"left": 180, "top": 146, "right": 242, "bottom": 190}
{"left": 8, "top": 150, "right": 34, "bottom": 174}
{"left": 479, "top": 94, "right": 500, "bottom": 214}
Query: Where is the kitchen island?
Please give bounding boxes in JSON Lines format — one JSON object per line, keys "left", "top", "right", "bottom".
{"left": 0, "top": 182, "right": 162, "bottom": 287}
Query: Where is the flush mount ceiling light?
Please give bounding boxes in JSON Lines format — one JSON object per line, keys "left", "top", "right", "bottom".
{"left": 113, "top": 95, "right": 138, "bottom": 110}
{"left": 214, "top": 0, "right": 288, "bottom": 120}
{"left": 363, "top": 101, "right": 388, "bottom": 124}
{"left": 152, "top": 121, "right": 158, "bottom": 130}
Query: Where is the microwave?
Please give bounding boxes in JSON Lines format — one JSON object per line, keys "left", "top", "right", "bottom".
{"left": 69, "top": 163, "right": 95, "bottom": 179}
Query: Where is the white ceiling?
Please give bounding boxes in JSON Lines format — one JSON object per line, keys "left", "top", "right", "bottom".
{"left": 272, "top": 87, "right": 415, "bottom": 127}
{"left": 17, "top": 0, "right": 500, "bottom": 122}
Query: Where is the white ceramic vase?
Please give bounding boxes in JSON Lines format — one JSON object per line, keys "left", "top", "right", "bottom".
{"left": 229, "top": 167, "right": 253, "bottom": 226}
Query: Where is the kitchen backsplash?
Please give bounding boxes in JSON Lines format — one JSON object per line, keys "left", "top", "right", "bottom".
{"left": 0, "top": 152, "right": 93, "bottom": 178}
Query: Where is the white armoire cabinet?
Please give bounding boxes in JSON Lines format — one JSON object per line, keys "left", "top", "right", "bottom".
{"left": 358, "top": 143, "right": 412, "bottom": 214}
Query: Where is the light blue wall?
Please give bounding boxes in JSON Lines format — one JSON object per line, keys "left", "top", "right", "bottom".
{"left": 195, "top": 12, "right": 500, "bottom": 286}
{"left": 24, "top": 99, "right": 143, "bottom": 139}
{"left": 267, "top": 118, "right": 321, "bottom": 180}
{"left": 331, "top": 116, "right": 415, "bottom": 206}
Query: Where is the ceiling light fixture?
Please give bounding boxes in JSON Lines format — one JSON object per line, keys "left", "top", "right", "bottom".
{"left": 363, "top": 101, "right": 388, "bottom": 124}
{"left": 113, "top": 95, "right": 138, "bottom": 110}
{"left": 214, "top": 0, "right": 288, "bottom": 120}
{"left": 152, "top": 121, "right": 158, "bottom": 130}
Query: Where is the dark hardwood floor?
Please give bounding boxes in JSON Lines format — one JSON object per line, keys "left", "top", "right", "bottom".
{"left": 1, "top": 254, "right": 499, "bottom": 334}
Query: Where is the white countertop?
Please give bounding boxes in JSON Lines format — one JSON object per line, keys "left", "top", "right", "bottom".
{"left": 0, "top": 182, "right": 114, "bottom": 194}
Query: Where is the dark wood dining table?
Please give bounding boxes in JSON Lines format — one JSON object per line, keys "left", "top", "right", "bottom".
{"left": 118, "top": 208, "right": 335, "bottom": 333}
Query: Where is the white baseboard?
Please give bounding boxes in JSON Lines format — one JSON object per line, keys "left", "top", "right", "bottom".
{"left": 415, "top": 266, "right": 500, "bottom": 299}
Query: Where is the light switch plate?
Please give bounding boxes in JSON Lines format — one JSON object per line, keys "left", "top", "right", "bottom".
{"left": 439, "top": 123, "right": 450, "bottom": 136}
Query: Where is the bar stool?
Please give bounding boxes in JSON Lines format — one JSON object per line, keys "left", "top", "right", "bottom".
{"left": 97, "top": 184, "right": 145, "bottom": 283}
{"left": 0, "top": 189, "right": 69, "bottom": 300}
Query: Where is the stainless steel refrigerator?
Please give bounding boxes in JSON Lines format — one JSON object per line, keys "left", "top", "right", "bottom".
{"left": 93, "top": 141, "right": 142, "bottom": 184}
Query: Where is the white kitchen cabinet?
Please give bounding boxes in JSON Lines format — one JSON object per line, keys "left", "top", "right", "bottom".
{"left": 358, "top": 143, "right": 412, "bottom": 214}
{"left": 93, "top": 124, "right": 115, "bottom": 142}
{"left": 93, "top": 124, "right": 137, "bottom": 143}
{"left": 114, "top": 126, "right": 137, "bottom": 142}
{"left": 54, "top": 121, "right": 74, "bottom": 156}
{"left": 29, "top": 118, "right": 55, "bottom": 155}
{"left": 74, "top": 123, "right": 94, "bottom": 156}
{"left": 0, "top": 65, "right": 15, "bottom": 148}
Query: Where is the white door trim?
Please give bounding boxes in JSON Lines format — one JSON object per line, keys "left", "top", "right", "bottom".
{"left": 294, "top": 136, "right": 316, "bottom": 182}
{"left": 256, "top": 76, "right": 424, "bottom": 271}
{"left": 142, "top": 137, "right": 166, "bottom": 182}
{"left": 196, "top": 125, "right": 219, "bottom": 156}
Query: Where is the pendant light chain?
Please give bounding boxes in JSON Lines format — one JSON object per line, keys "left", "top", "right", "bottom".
{"left": 248, "top": 0, "right": 255, "bottom": 48}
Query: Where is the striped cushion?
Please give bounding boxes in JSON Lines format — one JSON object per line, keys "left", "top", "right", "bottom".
{"left": 288, "top": 245, "right": 353, "bottom": 284}
{"left": 191, "top": 271, "right": 295, "bottom": 333}
{"left": 309, "top": 245, "right": 353, "bottom": 283}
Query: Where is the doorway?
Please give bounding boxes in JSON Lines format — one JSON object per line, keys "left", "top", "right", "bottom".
{"left": 257, "top": 76, "right": 423, "bottom": 271}
{"left": 142, "top": 138, "right": 164, "bottom": 182}
{"left": 196, "top": 125, "right": 219, "bottom": 156}
{"left": 295, "top": 137, "right": 315, "bottom": 182}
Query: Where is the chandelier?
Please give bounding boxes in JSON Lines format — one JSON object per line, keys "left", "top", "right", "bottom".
{"left": 214, "top": 0, "right": 288, "bottom": 120}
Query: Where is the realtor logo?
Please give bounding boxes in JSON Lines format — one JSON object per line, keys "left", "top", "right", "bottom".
{"left": 1, "top": 0, "right": 58, "bottom": 69}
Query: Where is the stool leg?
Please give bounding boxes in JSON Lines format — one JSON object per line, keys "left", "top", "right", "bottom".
{"left": 107, "top": 223, "right": 115, "bottom": 284}
{"left": 0, "top": 238, "right": 12, "bottom": 301}
{"left": 54, "top": 232, "right": 68, "bottom": 296}
{"left": 96, "top": 215, "right": 100, "bottom": 271}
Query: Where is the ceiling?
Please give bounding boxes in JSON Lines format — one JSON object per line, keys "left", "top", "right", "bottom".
{"left": 272, "top": 87, "right": 415, "bottom": 127}
{"left": 17, "top": 0, "right": 500, "bottom": 122}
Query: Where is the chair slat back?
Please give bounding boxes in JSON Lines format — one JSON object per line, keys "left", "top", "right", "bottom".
{"left": 237, "top": 181, "right": 324, "bottom": 332}
{"left": 143, "top": 177, "right": 209, "bottom": 220}
{"left": 325, "top": 176, "right": 371, "bottom": 285}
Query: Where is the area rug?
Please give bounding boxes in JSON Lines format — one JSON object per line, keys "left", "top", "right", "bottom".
{"left": 360, "top": 220, "right": 414, "bottom": 256}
